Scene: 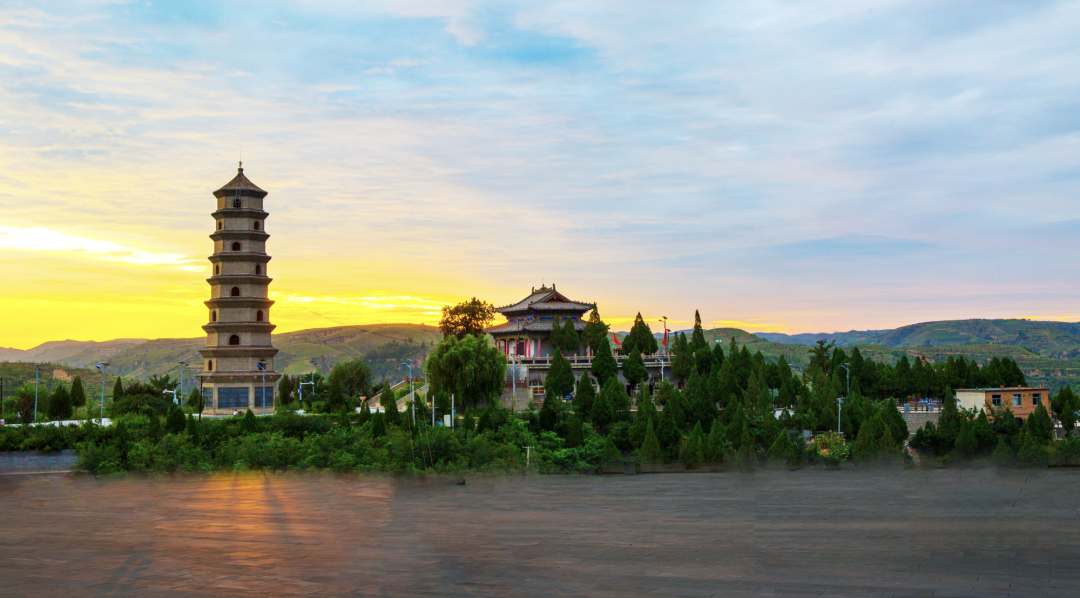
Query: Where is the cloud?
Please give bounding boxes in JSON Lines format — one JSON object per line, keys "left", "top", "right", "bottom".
{"left": 0, "top": 226, "right": 199, "bottom": 270}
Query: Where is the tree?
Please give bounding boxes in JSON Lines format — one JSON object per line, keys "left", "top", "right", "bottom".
{"left": 621, "top": 313, "right": 658, "bottom": 356}
{"left": 70, "top": 376, "right": 86, "bottom": 408}
{"left": 680, "top": 422, "right": 705, "bottom": 468}
{"left": 767, "top": 429, "right": 796, "bottom": 463}
{"left": 439, "top": 297, "right": 496, "bottom": 339}
{"left": 1023, "top": 403, "right": 1054, "bottom": 443}
{"left": 14, "top": 384, "right": 34, "bottom": 424}
{"left": 705, "top": 420, "right": 725, "bottom": 463}
{"left": 426, "top": 334, "right": 507, "bottom": 408}
{"left": 639, "top": 420, "right": 662, "bottom": 461}
{"left": 690, "top": 310, "right": 708, "bottom": 352}
{"left": 545, "top": 351, "right": 575, "bottom": 399}
{"left": 327, "top": 377, "right": 346, "bottom": 411}
{"left": 328, "top": 359, "right": 373, "bottom": 404}
{"left": 590, "top": 336, "right": 618, "bottom": 385}
{"left": 379, "top": 382, "right": 399, "bottom": 426}
{"left": 581, "top": 304, "right": 610, "bottom": 353}
{"left": 47, "top": 385, "right": 72, "bottom": 420}
{"left": 540, "top": 389, "right": 562, "bottom": 432}
{"left": 655, "top": 409, "right": 681, "bottom": 461}
{"left": 1052, "top": 386, "right": 1080, "bottom": 436}
{"left": 113, "top": 377, "right": 125, "bottom": 400}
{"left": 165, "top": 407, "right": 186, "bottom": 435}
{"left": 622, "top": 349, "right": 648, "bottom": 392}
{"left": 590, "top": 384, "right": 614, "bottom": 429}
{"left": 573, "top": 375, "right": 596, "bottom": 418}
{"left": 955, "top": 421, "right": 978, "bottom": 458}
{"left": 549, "top": 318, "right": 580, "bottom": 354}
{"left": 670, "top": 333, "right": 694, "bottom": 384}
{"left": 187, "top": 388, "right": 205, "bottom": 420}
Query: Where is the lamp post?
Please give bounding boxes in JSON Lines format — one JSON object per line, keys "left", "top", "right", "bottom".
{"left": 836, "top": 397, "right": 845, "bottom": 437}
{"left": 655, "top": 357, "right": 665, "bottom": 385}
{"left": 95, "top": 362, "right": 109, "bottom": 422}
{"left": 257, "top": 361, "right": 267, "bottom": 416}
{"left": 163, "top": 389, "right": 177, "bottom": 406}
{"left": 178, "top": 361, "right": 188, "bottom": 405}
{"left": 658, "top": 317, "right": 668, "bottom": 355}
{"left": 402, "top": 360, "right": 415, "bottom": 426}
{"left": 34, "top": 366, "right": 41, "bottom": 422}
{"left": 839, "top": 364, "right": 851, "bottom": 398}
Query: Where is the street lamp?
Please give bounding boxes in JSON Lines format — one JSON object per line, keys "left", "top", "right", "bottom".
{"left": 95, "top": 362, "right": 109, "bottom": 422}
{"left": 34, "top": 366, "right": 41, "bottom": 422}
{"left": 402, "top": 360, "right": 415, "bottom": 426}
{"left": 658, "top": 317, "right": 668, "bottom": 355}
{"left": 839, "top": 364, "right": 851, "bottom": 397}
{"left": 655, "top": 357, "right": 665, "bottom": 384}
{"left": 178, "top": 361, "right": 188, "bottom": 405}
{"left": 836, "top": 397, "right": 845, "bottom": 436}
{"left": 257, "top": 361, "right": 267, "bottom": 416}
{"left": 163, "top": 389, "right": 177, "bottom": 406}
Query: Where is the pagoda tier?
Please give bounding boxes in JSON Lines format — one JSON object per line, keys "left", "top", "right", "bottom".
{"left": 197, "top": 164, "right": 280, "bottom": 413}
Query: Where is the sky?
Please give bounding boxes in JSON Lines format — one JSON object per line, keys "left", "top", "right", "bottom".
{"left": 2, "top": 0, "right": 1079, "bottom": 349}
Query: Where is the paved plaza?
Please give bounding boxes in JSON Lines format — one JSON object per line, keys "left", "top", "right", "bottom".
{"left": 1, "top": 467, "right": 1078, "bottom": 597}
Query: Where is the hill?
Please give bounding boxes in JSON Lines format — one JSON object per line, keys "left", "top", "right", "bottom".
{"left": 1, "top": 324, "right": 441, "bottom": 385}
{"left": 758, "top": 319, "right": 1080, "bottom": 359}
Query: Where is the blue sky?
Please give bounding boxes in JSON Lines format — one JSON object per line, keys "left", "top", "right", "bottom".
{"left": 1, "top": 0, "right": 1079, "bottom": 347}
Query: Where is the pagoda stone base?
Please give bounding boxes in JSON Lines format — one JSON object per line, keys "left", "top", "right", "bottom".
{"left": 200, "top": 373, "right": 281, "bottom": 415}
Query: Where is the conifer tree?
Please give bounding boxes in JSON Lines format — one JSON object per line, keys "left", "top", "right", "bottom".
{"left": 991, "top": 435, "right": 1014, "bottom": 465}
{"left": 460, "top": 409, "right": 475, "bottom": 433}
{"left": 382, "top": 386, "right": 400, "bottom": 427}
{"left": 736, "top": 418, "right": 756, "bottom": 466}
{"left": 622, "top": 349, "right": 648, "bottom": 393}
{"left": 671, "top": 333, "right": 694, "bottom": 383}
{"left": 622, "top": 313, "right": 658, "bottom": 355}
{"left": 573, "top": 374, "right": 596, "bottom": 419}
{"left": 1052, "top": 385, "right": 1080, "bottom": 435}
{"left": 545, "top": 351, "right": 575, "bottom": 399}
{"left": 540, "top": 389, "right": 562, "bottom": 432}
{"left": 186, "top": 413, "right": 198, "bottom": 436}
{"left": 705, "top": 419, "right": 725, "bottom": 463}
{"left": 972, "top": 410, "right": 996, "bottom": 451}
{"left": 1023, "top": 403, "right": 1054, "bottom": 443}
{"left": 680, "top": 422, "right": 705, "bottom": 468}
{"left": 655, "top": 409, "right": 681, "bottom": 461}
{"left": 166, "top": 406, "right": 187, "bottom": 434}
{"left": 639, "top": 419, "right": 661, "bottom": 462}
{"left": 70, "top": 376, "right": 86, "bottom": 407}
{"left": 187, "top": 387, "right": 204, "bottom": 419}
{"left": 690, "top": 310, "right": 708, "bottom": 352}
{"left": 144, "top": 408, "right": 162, "bottom": 442}
{"left": 590, "top": 383, "right": 614, "bottom": 429}
{"left": 371, "top": 412, "right": 387, "bottom": 437}
{"left": 358, "top": 401, "right": 371, "bottom": 426}
{"left": 629, "top": 391, "right": 657, "bottom": 447}
{"left": 766, "top": 428, "right": 795, "bottom": 463}
{"left": 47, "top": 385, "right": 72, "bottom": 420}
{"left": 590, "top": 337, "right": 618, "bottom": 384}
{"left": 725, "top": 404, "right": 746, "bottom": 447}
{"left": 581, "top": 304, "right": 610, "bottom": 353}
{"left": 113, "top": 377, "right": 125, "bottom": 399}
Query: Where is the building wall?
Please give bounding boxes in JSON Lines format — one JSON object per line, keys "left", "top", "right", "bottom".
{"left": 957, "top": 388, "right": 1050, "bottom": 420}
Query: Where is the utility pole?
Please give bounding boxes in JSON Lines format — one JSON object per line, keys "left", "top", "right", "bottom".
{"left": 258, "top": 361, "right": 267, "bottom": 415}
{"left": 402, "top": 360, "right": 415, "bottom": 426}
{"left": 451, "top": 393, "right": 455, "bottom": 428}
{"left": 523, "top": 445, "right": 534, "bottom": 470}
{"left": 34, "top": 366, "right": 41, "bottom": 422}
{"left": 96, "top": 363, "right": 109, "bottom": 423}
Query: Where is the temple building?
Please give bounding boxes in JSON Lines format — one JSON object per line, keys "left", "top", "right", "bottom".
{"left": 485, "top": 284, "right": 594, "bottom": 359}
{"left": 197, "top": 163, "right": 280, "bottom": 414}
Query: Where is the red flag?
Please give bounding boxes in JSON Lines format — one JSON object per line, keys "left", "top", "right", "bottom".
{"left": 663, "top": 328, "right": 668, "bottom": 346}
{"left": 612, "top": 332, "right": 622, "bottom": 347}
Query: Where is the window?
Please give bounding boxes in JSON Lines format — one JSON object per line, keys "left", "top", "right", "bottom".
{"left": 231, "top": 242, "right": 241, "bottom": 251}
{"left": 1013, "top": 394, "right": 1022, "bottom": 407}
{"left": 211, "top": 311, "right": 217, "bottom": 322}
{"left": 992, "top": 394, "right": 1001, "bottom": 407}
{"left": 214, "top": 265, "right": 219, "bottom": 275}
{"left": 229, "top": 334, "right": 240, "bottom": 346}
{"left": 233, "top": 198, "right": 241, "bottom": 208}
{"left": 207, "top": 360, "right": 213, "bottom": 371}
{"left": 217, "top": 387, "right": 249, "bottom": 409}
{"left": 230, "top": 287, "right": 240, "bottom": 297}
{"left": 254, "top": 386, "right": 274, "bottom": 408}
{"left": 202, "top": 388, "right": 214, "bottom": 409}
{"left": 1032, "top": 393, "right": 1041, "bottom": 406}
{"left": 253, "top": 221, "right": 260, "bottom": 230}
{"left": 255, "top": 265, "right": 261, "bottom": 275}
{"left": 218, "top": 221, "right": 223, "bottom": 230}
{"left": 256, "top": 310, "right": 264, "bottom": 322}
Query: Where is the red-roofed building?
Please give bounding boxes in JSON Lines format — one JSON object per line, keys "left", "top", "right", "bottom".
{"left": 485, "top": 284, "right": 594, "bottom": 359}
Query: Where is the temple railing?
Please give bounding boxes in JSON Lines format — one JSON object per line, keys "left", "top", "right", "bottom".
{"left": 508, "top": 353, "right": 671, "bottom": 367}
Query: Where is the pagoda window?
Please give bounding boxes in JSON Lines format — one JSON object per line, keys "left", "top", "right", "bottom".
{"left": 256, "top": 310, "right": 264, "bottom": 322}
{"left": 231, "top": 242, "right": 241, "bottom": 251}
{"left": 231, "top": 287, "right": 241, "bottom": 297}
{"left": 253, "top": 221, "right": 260, "bottom": 230}
{"left": 218, "top": 221, "right": 223, "bottom": 230}
{"left": 214, "top": 265, "right": 219, "bottom": 275}
{"left": 211, "top": 311, "right": 217, "bottom": 322}
{"left": 233, "top": 198, "right": 241, "bottom": 208}
{"left": 229, "top": 335, "right": 240, "bottom": 346}
{"left": 207, "top": 360, "right": 213, "bottom": 371}
{"left": 255, "top": 265, "right": 261, "bottom": 275}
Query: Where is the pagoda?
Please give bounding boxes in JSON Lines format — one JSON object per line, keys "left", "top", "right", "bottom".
{"left": 197, "top": 163, "right": 280, "bottom": 413}
{"left": 485, "top": 284, "right": 594, "bottom": 359}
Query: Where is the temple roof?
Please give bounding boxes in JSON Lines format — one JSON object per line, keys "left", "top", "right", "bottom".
{"left": 486, "top": 319, "right": 588, "bottom": 335}
{"left": 494, "top": 284, "right": 593, "bottom": 316}
{"left": 213, "top": 163, "right": 268, "bottom": 199}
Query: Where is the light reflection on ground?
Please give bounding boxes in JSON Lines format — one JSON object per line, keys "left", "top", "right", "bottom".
{"left": 1, "top": 469, "right": 1078, "bottom": 597}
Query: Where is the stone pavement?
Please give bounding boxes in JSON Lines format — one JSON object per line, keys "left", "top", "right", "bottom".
{"left": 0, "top": 468, "right": 1078, "bottom": 597}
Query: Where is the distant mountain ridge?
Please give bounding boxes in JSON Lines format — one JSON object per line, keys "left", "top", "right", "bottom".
{"left": 758, "top": 319, "right": 1080, "bottom": 359}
